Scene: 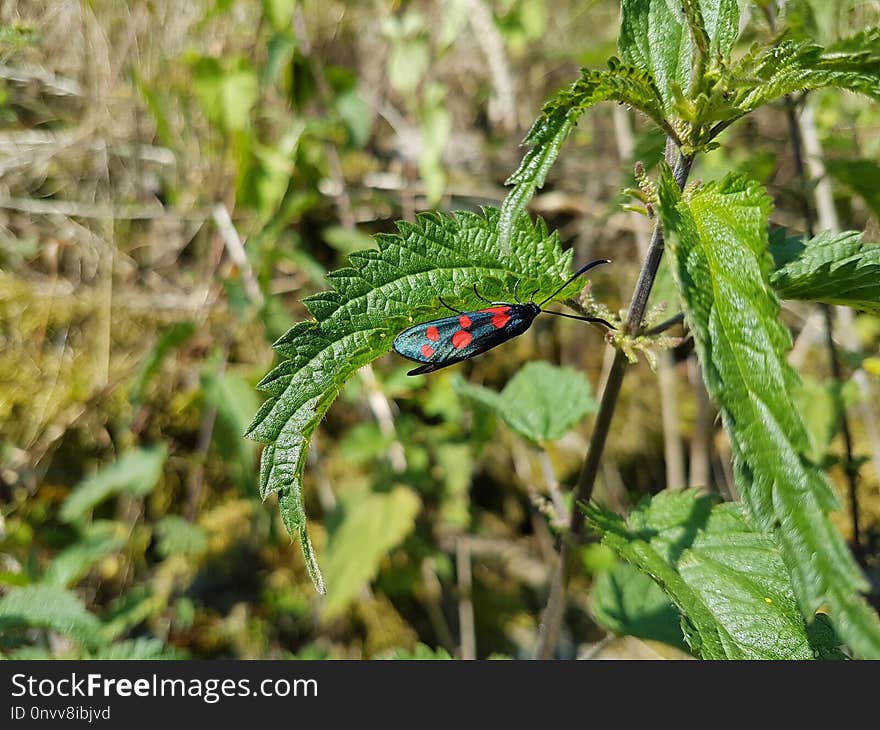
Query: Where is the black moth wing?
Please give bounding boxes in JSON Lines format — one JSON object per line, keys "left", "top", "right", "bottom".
{"left": 392, "top": 304, "right": 539, "bottom": 375}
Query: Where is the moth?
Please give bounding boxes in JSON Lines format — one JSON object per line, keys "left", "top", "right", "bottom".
{"left": 392, "top": 259, "right": 613, "bottom": 375}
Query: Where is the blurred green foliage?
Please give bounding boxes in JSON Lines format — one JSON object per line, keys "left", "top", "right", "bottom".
{"left": 1, "top": 0, "right": 879, "bottom": 660}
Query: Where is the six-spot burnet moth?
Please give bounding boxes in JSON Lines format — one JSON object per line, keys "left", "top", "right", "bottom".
{"left": 392, "top": 259, "right": 614, "bottom": 375}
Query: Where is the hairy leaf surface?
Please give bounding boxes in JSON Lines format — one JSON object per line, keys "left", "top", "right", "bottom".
{"left": 0, "top": 585, "right": 104, "bottom": 647}
{"left": 657, "top": 168, "right": 880, "bottom": 658}
{"left": 771, "top": 230, "right": 880, "bottom": 314}
{"left": 585, "top": 490, "right": 845, "bottom": 659}
{"left": 733, "top": 29, "right": 880, "bottom": 114}
{"left": 247, "top": 210, "right": 580, "bottom": 591}
{"left": 499, "top": 62, "right": 668, "bottom": 247}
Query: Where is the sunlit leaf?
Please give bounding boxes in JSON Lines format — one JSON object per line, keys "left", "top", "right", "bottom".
{"left": 591, "top": 560, "right": 688, "bottom": 651}
{"left": 43, "top": 521, "right": 126, "bottom": 588}
{"left": 770, "top": 230, "right": 880, "bottom": 315}
{"left": 585, "top": 490, "right": 846, "bottom": 659}
{"left": 0, "top": 585, "right": 104, "bottom": 647}
{"left": 321, "top": 486, "right": 421, "bottom": 618}
{"left": 60, "top": 446, "right": 167, "bottom": 523}
{"left": 658, "top": 167, "right": 880, "bottom": 658}
{"left": 455, "top": 362, "right": 598, "bottom": 444}
{"left": 246, "top": 209, "right": 580, "bottom": 592}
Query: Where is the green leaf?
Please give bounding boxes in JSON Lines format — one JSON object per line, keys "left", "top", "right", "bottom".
{"left": 154, "top": 516, "right": 208, "bottom": 558}
{"left": 203, "top": 371, "right": 261, "bottom": 490}
{"left": 793, "top": 377, "right": 843, "bottom": 463}
{"left": 585, "top": 490, "right": 846, "bottom": 659}
{"left": 60, "top": 446, "right": 167, "bottom": 523}
{"left": 698, "top": 0, "right": 739, "bottom": 59}
{"left": 129, "top": 322, "right": 195, "bottom": 405}
{"left": 191, "top": 56, "right": 259, "bottom": 133}
{"left": 619, "top": 0, "right": 693, "bottom": 112}
{"left": 455, "top": 362, "right": 598, "bottom": 444}
{"left": 43, "top": 522, "right": 126, "bottom": 588}
{"left": 733, "top": 29, "right": 880, "bottom": 115}
{"left": 500, "top": 61, "right": 669, "bottom": 248}
{"left": 87, "top": 638, "right": 188, "bottom": 660}
{"left": 246, "top": 209, "right": 578, "bottom": 592}
{"left": 321, "top": 486, "right": 420, "bottom": 618}
{"left": 657, "top": 167, "right": 880, "bottom": 658}
{"left": 262, "top": 0, "right": 296, "bottom": 31}
{"left": 770, "top": 230, "right": 880, "bottom": 314}
{"left": 0, "top": 584, "right": 104, "bottom": 647}
{"left": 619, "top": 0, "right": 739, "bottom": 112}
{"left": 825, "top": 158, "right": 880, "bottom": 221}
{"left": 380, "top": 643, "right": 453, "bottom": 660}
{"left": 591, "top": 561, "right": 688, "bottom": 651}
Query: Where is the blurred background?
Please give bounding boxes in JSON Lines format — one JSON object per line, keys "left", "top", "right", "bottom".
{"left": 1, "top": 0, "right": 879, "bottom": 659}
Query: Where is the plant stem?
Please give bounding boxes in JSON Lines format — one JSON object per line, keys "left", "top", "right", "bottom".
{"left": 534, "top": 151, "right": 693, "bottom": 658}
{"left": 456, "top": 538, "right": 477, "bottom": 660}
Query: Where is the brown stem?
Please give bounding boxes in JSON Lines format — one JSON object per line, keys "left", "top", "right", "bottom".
{"left": 534, "top": 151, "right": 694, "bottom": 658}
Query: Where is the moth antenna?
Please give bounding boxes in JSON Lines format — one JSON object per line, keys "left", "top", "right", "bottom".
{"left": 438, "top": 296, "right": 463, "bottom": 314}
{"left": 541, "top": 310, "right": 615, "bottom": 330}
{"left": 472, "top": 285, "right": 493, "bottom": 305}
{"left": 537, "top": 259, "right": 612, "bottom": 307}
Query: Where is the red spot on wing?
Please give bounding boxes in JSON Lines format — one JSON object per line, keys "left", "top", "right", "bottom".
{"left": 458, "top": 315, "right": 472, "bottom": 328}
{"left": 451, "top": 330, "right": 473, "bottom": 349}
{"left": 425, "top": 326, "right": 440, "bottom": 341}
{"left": 420, "top": 344, "right": 435, "bottom": 358}
{"left": 486, "top": 306, "right": 511, "bottom": 329}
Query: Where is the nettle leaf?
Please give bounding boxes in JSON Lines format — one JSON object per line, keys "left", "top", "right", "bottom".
{"left": 585, "top": 490, "right": 845, "bottom": 659}
{"left": 733, "top": 28, "right": 880, "bottom": 114}
{"left": 619, "top": 0, "right": 693, "bottom": 112}
{"left": 320, "top": 486, "right": 420, "bottom": 619}
{"left": 824, "top": 158, "right": 880, "bottom": 220}
{"left": 455, "top": 361, "right": 598, "bottom": 444}
{"left": 619, "top": 0, "right": 740, "bottom": 112}
{"left": 792, "top": 376, "right": 844, "bottom": 464}
{"left": 43, "top": 521, "right": 126, "bottom": 588}
{"left": 246, "top": 209, "right": 577, "bottom": 592}
{"left": 87, "top": 638, "right": 188, "bottom": 660}
{"left": 657, "top": 167, "right": 880, "bottom": 658}
{"left": 591, "top": 560, "right": 688, "bottom": 651}
{"left": 0, "top": 584, "right": 105, "bottom": 647}
{"left": 499, "top": 61, "right": 668, "bottom": 248}
{"left": 770, "top": 230, "right": 880, "bottom": 315}
{"left": 696, "top": 0, "right": 739, "bottom": 60}
{"left": 154, "top": 516, "right": 208, "bottom": 558}
{"left": 60, "top": 446, "right": 167, "bottom": 523}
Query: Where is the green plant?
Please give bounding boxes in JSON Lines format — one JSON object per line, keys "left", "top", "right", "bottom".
{"left": 249, "top": 0, "right": 880, "bottom": 659}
